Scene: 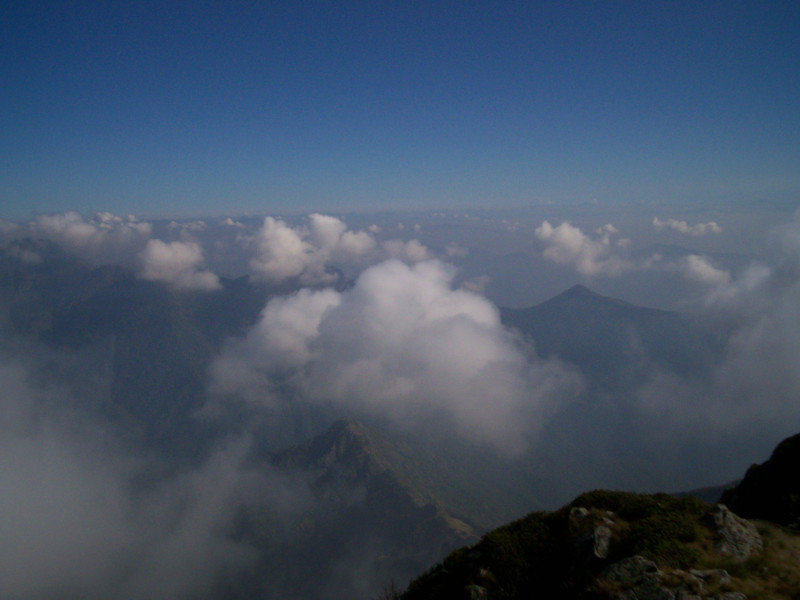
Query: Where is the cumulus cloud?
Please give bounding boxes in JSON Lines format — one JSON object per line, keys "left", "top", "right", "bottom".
{"left": 211, "top": 288, "right": 342, "bottom": 396}
{"left": 32, "top": 211, "right": 152, "bottom": 248}
{"left": 212, "top": 259, "right": 582, "bottom": 452}
{"left": 139, "top": 239, "right": 221, "bottom": 291}
{"left": 653, "top": 217, "right": 722, "bottom": 236}
{"left": 27, "top": 211, "right": 153, "bottom": 265}
{"left": 381, "top": 238, "right": 431, "bottom": 262}
{"left": 535, "top": 220, "right": 630, "bottom": 276}
{"left": 248, "top": 214, "right": 377, "bottom": 284}
{"left": 168, "top": 220, "right": 207, "bottom": 233}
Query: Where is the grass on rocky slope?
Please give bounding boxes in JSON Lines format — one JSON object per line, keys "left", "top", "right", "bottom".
{"left": 707, "top": 521, "right": 800, "bottom": 600}
{"left": 396, "top": 490, "right": 800, "bottom": 600}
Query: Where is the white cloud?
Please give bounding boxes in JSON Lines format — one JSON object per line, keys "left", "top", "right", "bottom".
{"left": 139, "top": 240, "right": 221, "bottom": 291}
{"left": 535, "top": 220, "right": 629, "bottom": 276}
{"left": 636, "top": 216, "right": 800, "bottom": 440}
{"left": 679, "top": 254, "right": 731, "bottom": 286}
{"left": 212, "top": 260, "right": 582, "bottom": 452}
{"left": 211, "top": 288, "right": 341, "bottom": 397}
{"left": 381, "top": 238, "right": 431, "bottom": 263}
{"left": 249, "top": 216, "right": 317, "bottom": 282}
{"left": 168, "top": 220, "right": 207, "bottom": 232}
{"left": 27, "top": 211, "right": 153, "bottom": 265}
{"left": 248, "top": 214, "right": 376, "bottom": 284}
{"left": 653, "top": 217, "right": 722, "bottom": 236}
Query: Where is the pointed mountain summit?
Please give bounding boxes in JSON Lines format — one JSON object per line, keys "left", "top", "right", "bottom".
{"left": 501, "top": 285, "right": 720, "bottom": 387}
{"left": 247, "top": 419, "right": 479, "bottom": 599}
{"left": 272, "top": 418, "right": 431, "bottom": 499}
{"left": 272, "top": 419, "right": 477, "bottom": 532}
{"left": 533, "top": 283, "right": 655, "bottom": 315}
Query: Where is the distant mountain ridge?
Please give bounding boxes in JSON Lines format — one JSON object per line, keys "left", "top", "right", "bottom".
{"left": 501, "top": 284, "right": 722, "bottom": 388}
{"left": 235, "top": 419, "right": 479, "bottom": 599}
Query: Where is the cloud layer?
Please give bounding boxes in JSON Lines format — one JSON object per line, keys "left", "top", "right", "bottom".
{"left": 213, "top": 259, "right": 582, "bottom": 452}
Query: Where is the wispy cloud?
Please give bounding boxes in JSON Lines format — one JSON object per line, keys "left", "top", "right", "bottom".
{"left": 653, "top": 217, "right": 722, "bottom": 236}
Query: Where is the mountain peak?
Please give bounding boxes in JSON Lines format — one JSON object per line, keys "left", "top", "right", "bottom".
{"left": 271, "top": 418, "right": 395, "bottom": 479}
{"left": 551, "top": 284, "right": 633, "bottom": 307}
{"left": 561, "top": 284, "right": 598, "bottom": 298}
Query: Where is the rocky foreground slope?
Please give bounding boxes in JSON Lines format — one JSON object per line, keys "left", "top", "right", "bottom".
{"left": 391, "top": 491, "right": 800, "bottom": 600}
{"left": 390, "top": 431, "right": 800, "bottom": 600}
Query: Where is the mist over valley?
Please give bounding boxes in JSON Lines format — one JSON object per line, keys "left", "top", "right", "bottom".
{"left": 1, "top": 208, "right": 799, "bottom": 598}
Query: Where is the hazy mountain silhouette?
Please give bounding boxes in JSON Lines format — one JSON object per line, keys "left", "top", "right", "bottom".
{"left": 501, "top": 284, "right": 722, "bottom": 389}
{"left": 230, "top": 419, "right": 479, "bottom": 600}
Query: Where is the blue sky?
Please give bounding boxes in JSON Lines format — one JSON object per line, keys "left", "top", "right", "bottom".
{"left": 2, "top": 1, "right": 799, "bottom": 219}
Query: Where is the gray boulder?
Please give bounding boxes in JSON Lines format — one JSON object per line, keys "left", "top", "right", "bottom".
{"left": 599, "top": 556, "right": 674, "bottom": 599}
{"left": 706, "top": 505, "right": 763, "bottom": 561}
